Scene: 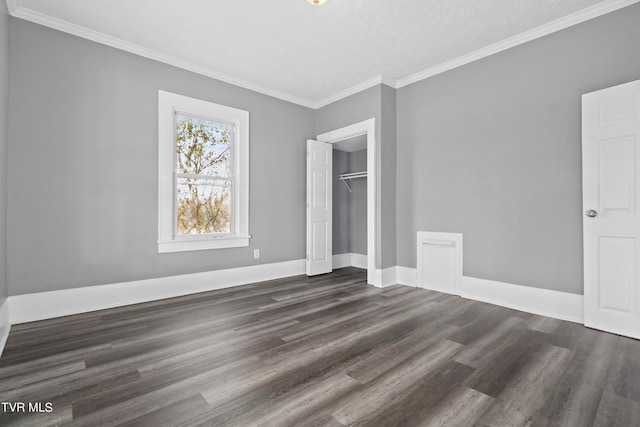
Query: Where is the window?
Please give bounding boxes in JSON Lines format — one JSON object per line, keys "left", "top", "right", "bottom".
{"left": 158, "top": 91, "right": 249, "bottom": 252}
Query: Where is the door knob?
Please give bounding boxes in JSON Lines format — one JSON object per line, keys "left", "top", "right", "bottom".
{"left": 585, "top": 209, "right": 598, "bottom": 218}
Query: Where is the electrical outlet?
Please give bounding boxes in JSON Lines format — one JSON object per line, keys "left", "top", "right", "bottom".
{"left": 254, "top": 249, "right": 260, "bottom": 259}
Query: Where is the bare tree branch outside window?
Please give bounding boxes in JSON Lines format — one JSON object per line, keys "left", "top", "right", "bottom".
{"left": 175, "top": 115, "right": 232, "bottom": 235}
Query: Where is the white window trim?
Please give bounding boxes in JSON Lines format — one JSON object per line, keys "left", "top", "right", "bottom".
{"left": 158, "top": 90, "right": 250, "bottom": 253}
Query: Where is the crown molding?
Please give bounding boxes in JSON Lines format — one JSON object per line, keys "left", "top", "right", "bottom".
{"left": 7, "top": 0, "right": 639, "bottom": 108}
{"left": 312, "top": 75, "right": 399, "bottom": 109}
{"left": 7, "top": 4, "right": 318, "bottom": 109}
{"left": 313, "top": 75, "right": 385, "bottom": 109}
{"left": 5, "top": 0, "right": 19, "bottom": 14}
{"left": 381, "top": 76, "right": 398, "bottom": 89}
{"left": 396, "top": 0, "right": 640, "bottom": 88}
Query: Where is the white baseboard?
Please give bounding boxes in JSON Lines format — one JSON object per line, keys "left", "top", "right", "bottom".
{"left": 332, "top": 253, "right": 368, "bottom": 270}
{"left": 9, "top": 259, "right": 306, "bottom": 324}
{"left": 350, "top": 253, "right": 367, "bottom": 269}
{"left": 0, "top": 299, "right": 10, "bottom": 357}
{"left": 332, "top": 253, "right": 351, "bottom": 269}
{"left": 460, "top": 276, "right": 584, "bottom": 323}
{"left": 5, "top": 259, "right": 584, "bottom": 329}
{"left": 396, "top": 266, "right": 417, "bottom": 287}
{"left": 381, "top": 267, "right": 397, "bottom": 287}
{"left": 371, "top": 267, "right": 398, "bottom": 288}
{"left": 391, "top": 266, "right": 583, "bottom": 323}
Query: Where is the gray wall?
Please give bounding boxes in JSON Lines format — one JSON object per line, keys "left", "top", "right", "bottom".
{"left": 0, "top": 1, "right": 9, "bottom": 315}
{"left": 8, "top": 19, "right": 316, "bottom": 295}
{"left": 396, "top": 3, "right": 640, "bottom": 294}
{"left": 349, "top": 149, "right": 367, "bottom": 255}
{"left": 316, "top": 84, "right": 395, "bottom": 268}
{"left": 316, "top": 86, "right": 382, "bottom": 140}
{"left": 332, "top": 150, "right": 350, "bottom": 255}
{"left": 381, "top": 85, "right": 396, "bottom": 268}
{"left": 332, "top": 149, "right": 367, "bottom": 256}
{"left": 7, "top": 3, "right": 640, "bottom": 298}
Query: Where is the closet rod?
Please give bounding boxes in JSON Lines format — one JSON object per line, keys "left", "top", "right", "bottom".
{"left": 338, "top": 171, "right": 367, "bottom": 180}
{"left": 338, "top": 171, "right": 367, "bottom": 192}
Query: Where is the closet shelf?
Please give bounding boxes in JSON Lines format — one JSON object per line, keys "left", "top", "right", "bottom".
{"left": 338, "top": 171, "right": 367, "bottom": 192}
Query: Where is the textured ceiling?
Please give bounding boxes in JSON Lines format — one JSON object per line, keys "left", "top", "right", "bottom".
{"left": 11, "top": 0, "right": 617, "bottom": 104}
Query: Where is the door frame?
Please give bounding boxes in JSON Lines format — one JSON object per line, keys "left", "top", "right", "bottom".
{"left": 316, "top": 118, "right": 378, "bottom": 286}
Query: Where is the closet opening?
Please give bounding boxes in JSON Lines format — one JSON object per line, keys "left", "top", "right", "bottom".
{"left": 333, "top": 136, "right": 368, "bottom": 273}
{"left": 307, "top": 118, "right": 378, "bottom": 286}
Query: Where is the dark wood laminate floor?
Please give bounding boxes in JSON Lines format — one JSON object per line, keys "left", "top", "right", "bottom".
{"left": 1, "top": 267, "right": 639, "bottom": 426}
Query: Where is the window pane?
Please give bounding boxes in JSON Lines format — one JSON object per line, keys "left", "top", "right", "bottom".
{"left": 177, "top": 178, "right": 231, "bottom": 235}
{"left": 176, "top": 114, "right": 232, "bottom": 177}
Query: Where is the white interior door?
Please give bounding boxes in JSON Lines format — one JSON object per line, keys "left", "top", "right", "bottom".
{"left": 583, "top": 79, "right": 640, "bottom": 340}
{"left": 307, "top": 139, "right": 332, "bottom": 276}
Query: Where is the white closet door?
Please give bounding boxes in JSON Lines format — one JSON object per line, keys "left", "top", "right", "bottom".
{"left": 583, "top": 79, "right": 640, "bottom": 340}
{"left": 306, "top": 139, "right": 333, "bottom": 276}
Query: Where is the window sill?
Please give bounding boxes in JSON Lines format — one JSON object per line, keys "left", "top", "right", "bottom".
{"left": 158, "top": 235, "right": 251, "bottom": 253}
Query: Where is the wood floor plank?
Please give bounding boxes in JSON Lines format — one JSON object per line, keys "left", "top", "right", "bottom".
{"left": 0, "top": 360, "right": 86, "bottom": 392}
{"left": 40, "top": 370, "right": 144, "bottom": 419}
{"left": 279, "top": 303, "right": 383, "bottom": 343}
{"left": 0, "top": 267, "right": 638, "bottom": 426}
{"left": 0, "top": 325, "right": 147, "bottom": 366}
{"left": 447, "top": 305, "right": 519, "bottom": 346}
{"left": 71, "top": 340, "right": 282, "bottom": 419}
{"left": 0, "top": 343, "right": 110, "bottom": 379}
{"left": 201, "top": 313, "right": 450, "bottom": 411}
{"left": 453, "top": 316, "right": 526, "bottom": 368}
{"left": 0, "top": 360, "right": 141, "bottom": 403}
{"left": 478, "top": 343, "right": 574, "bottom": 426}
{"left": 206, "top": 373, "right": 360, "bottom": 427}
{"left": 463, "top": 328, "right": 552, "bottom": 398}
{"left": 351, "top": 360, "right": 476, "bottom": 427}
{"left": 345, "top": 322, "right": 459, "bottom": 384}
{"left": 527, "top": 328, "right": 617, "bottom": 427}
{"left": 593, "top": 392, "right": 640, "bottom": 427}
{"left": 417, "top": 385, "right": 494, "bottom": 427}
{"left": 528, "top": 316, "right": 564, "bottom": 334}
{"left": 116, "top": 393, "right": 210, "bottom": 427}
{"left": 609, "top": 337, "right": 640, "bottom": 403}
{"left": 331, "top": 339, "right": 464, "bottom": 425}
{"left": 66, "top": 355, "right": 266, "bottom": 426}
